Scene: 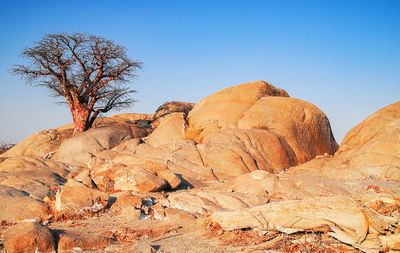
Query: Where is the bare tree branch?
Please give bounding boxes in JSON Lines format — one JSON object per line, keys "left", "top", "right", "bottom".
{"left": 11, "top": 32, "right": 142, "bottom": 134}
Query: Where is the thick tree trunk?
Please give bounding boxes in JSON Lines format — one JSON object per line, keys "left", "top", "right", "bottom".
{"left": 71, "top": 103, "right": 90, "bottom": 134}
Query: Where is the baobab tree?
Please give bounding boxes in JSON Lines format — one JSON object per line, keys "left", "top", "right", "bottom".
{"left": 12, "top": 32, "right": 142, "bottom": 134}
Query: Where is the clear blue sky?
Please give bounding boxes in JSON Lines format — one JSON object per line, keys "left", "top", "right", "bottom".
{"left": 1, "top": 0, "right": 399, "bottom": 143}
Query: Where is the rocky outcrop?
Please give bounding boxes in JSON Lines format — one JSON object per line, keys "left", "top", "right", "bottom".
{"left": 153, "top": 101, "right": 195, "bottom": 121}
{"left": 291, "top": 101, "right": 400, "bottom": 180}
{"left": 183, "top": 81, "right": 338, "bottom": 178}
{"left": 146, "top": 113, "right": 186, "bottom": 148}
{"left": 187, "top": 81, "right": 289, "bottom": 131}
{"left": 0, "top": 129, "right": 72, "bottom": 158}
{"left": 0, "top": 156, "right": 70, "bottom": 200}
{"left": 55, "top": 179, "right": 110, "bottom": 214}
{"left": 53, "top": 123, "right": 147, "bottom": 166}
{"left": 3, "top": 221, "right": 55, "bottom": 253}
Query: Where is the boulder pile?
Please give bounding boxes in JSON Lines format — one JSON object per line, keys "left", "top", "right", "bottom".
{"left": 1, "top": 81, "right": 399, "bottom": 252}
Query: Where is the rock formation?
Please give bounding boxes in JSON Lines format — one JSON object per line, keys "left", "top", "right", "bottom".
{"left": 1, "top": 81, "right": 399, "bottom": 252}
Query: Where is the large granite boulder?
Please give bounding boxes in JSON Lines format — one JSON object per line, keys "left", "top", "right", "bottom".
{"left": 184, "top": 81, "right": 338, "bottom": 178}
{"left": 187, "top": 81, "right": 289, "bottom": 131}
{"left": 291, "top": 101, "right": 400, "bottom": 180}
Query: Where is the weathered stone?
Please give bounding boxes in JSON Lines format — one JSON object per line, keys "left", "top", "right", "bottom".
{"left": 145, "top": 160, "right": 181, "bottom": 189}
{"left": 153, "top": 101, "right": 195, "bottom": 121}
{"left": 57, "top": 231, "right": 112, "bottom": 252}
{"left": 198, "top": 129, "right": 298, "bottom": 180}
{"left": 0, "top": 196, "right": 49, "bottom": 222}
{"left": 73, "top": 169, "right": 97, "bottom": 189}
{"left": 54, "top": 124, "right": 146, "bottom": 165}
{"left": 0, "top": 156, "right": 69, "bottom": 200}
{"left": 291, "top": 101, "right": 400, "bottom": 181}
{"left": 164, "top": 189, "right": 268, "bottom": 214}
{"left": 210, "top": 196, "right": 393, "bottom": 249}
{"left": 0, "top": 129, "right": 72, "bottom": 158}
{"left": 110, "top": 164, "right": 168, "bottom": 192}
{"left": 186, "top": 81, "right": 337, "bottom": 178}
{"left": 3, "top": 221, "right": 55, "bottom": 253}
{"left": 147, "top": 113, "right": 186, "bottom": 148}
{"left": 110, "top": 191, "right": 143, "bottom": 211}
{"left": 120, "top": 206, "right": 142, "bottom": 219}
{"left": 187, "top": 81, "right": 288, "bottom": 131}
{"left": 237, "top": 96, "right": 338, "bottom": 163}
{"left": 55, "top": 179, "right": 109, "bottom": 214}
{"left": 164, "top": 208, "right": 197, "bottom": 223}
{"left": 152, "top": 203, "right": 166, "bottom": 220}
{"left": 214, "top": 170, "right": 352, "bottom": 200}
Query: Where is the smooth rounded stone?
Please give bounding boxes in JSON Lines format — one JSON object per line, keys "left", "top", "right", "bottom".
{"left": 3, "top": 221, "right": 55, "bottom": 253}
{"left": 291, "top": 101, "right": 400, "bottom": 181}
{"left": 198, "top": 129, "right": 298, "bottom": 180}
{"left": 187, "top": 80, "right": 289, "bottom": 131}
{"left": 237, "top": 96, "right": 338, "bottom": 163}
{"left": 55, "top": 179, "right": 110, "bottom": 214}
{"left": 186, "top": 81, "right": 337, "bottom": 179}
{"left": 147, "top": 112, "right": 186, "bottom": 148}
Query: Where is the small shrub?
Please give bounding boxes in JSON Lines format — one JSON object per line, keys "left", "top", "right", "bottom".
{"left": 0, "top": 141, "right": 14, "bottom": 155}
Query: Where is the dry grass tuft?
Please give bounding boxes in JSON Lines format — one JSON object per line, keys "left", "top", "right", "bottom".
{"left": 184, "top": 124, "right": 205, "bottom": 143}
{"left": 203, "top": 218, "right": 360, "bottom": 252}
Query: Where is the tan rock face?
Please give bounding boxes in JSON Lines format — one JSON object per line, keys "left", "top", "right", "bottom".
{"left": 187, "top": 81, "right": 289, "bottom": 131}
{"left": 0, "top": 196, "right": 49, "bottom": 222}
{"left": 291, "top": 101, "right": 400, "bottom": 181}
{"left": 145, "top": 160, "right": 182, "bottom": 189}
{"left": 237, "top": 97, "right": 338, "bottom": 163}
{"left": 0, "top": 129, "right": 72, "bottom": 158}
{"left": 185, "top": 81, "right": 338, "bottom": 178}
{"left": 153, "top": 101, "right": 195, "bottom": 121}
{"left": 98, "top": 163, "right": 168, "bottom": 193}
{"left": 57, "top": 231, "right": 112, "bottom": 252}
{"left": 55, "top": 179, "right": 110, "bottom": 214}
{"left": 214, "top": 170, "right": 354, "bottom": 200}
{"left": 113, "top": 113, "right": 154, "bottom": 122}
{"left": 0, "top": 156, "right": 71, "bottom": 222}
{"left": 147, "top": 113, "right": 186, "bottom": 148}
{"left": 54, "top": 124, "right": 147, "bottom": 166}
{"left": 198, "top": 129, "right": 298, "bottom": 179}
{"left": 0, "top": 156, "right": 70, "bottom": 200}
{"left": 162, "top": 189, "right": 268, "bottom": 214}
{"left": 110, "top": 191, "right": 143, "bottom": 211}
{"left": 3, "top": 221, "right": 55, "bottom": 253}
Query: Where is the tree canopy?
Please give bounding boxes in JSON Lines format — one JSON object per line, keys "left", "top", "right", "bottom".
{"left": 12, "top": 32, "right": 142, "bottom": 133}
